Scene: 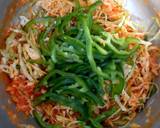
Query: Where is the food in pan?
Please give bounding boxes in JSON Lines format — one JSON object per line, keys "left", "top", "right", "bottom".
{"left": 0, "top": 0, "right": 159, "bottom": 127}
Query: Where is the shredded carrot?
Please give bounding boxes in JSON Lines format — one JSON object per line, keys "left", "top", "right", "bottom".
{"left": 6, "top": 75, "right": 35, "bottom": 115}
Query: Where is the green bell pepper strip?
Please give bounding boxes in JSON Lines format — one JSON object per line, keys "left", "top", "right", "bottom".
{"left": 62, "top": 35, "right": 85, "bottom": 49}
{"left": 26, "top": 17, "right": 55, "bottom": 56}
{"left": 56, "top": 63, "right": 86, "bottom": 73}
{"left": 86, "top": 1, "right": 102, "bottom": 29}
{"left": 24, "top": 16, "right": 54, "bottom": 32}
{"left": 33, "top": 92, "right": 90, "bottom": 120}
{"left": 59, "top": 63, "right": 89, "bottom": 74}
{"left": 57, "top": 51, "right": 82, "bottom": 63}
{"left": 76, "top": 29, "right": 84, "bottom": 39}
{"left": 87, "top": 0, "right": 102, "bottom": 14}
{"left": 36, "top": 71, "right": 55, "bottom": 90}
{"left": 102, "top": 60, "right": 125, "bottom": 96}
{"left": 48, "top": 35, "right": 57, "bottom": 63}
{"left": 102, "top": 32, "right": 140, "bottom": 54}
{"left": 33, "top": 92, "right": 51, "bottom": 106}
{"left": 94, "top": 107, "right": 117, "bottom": 123}
{"left": 78, "top": 121, "right": 92, "bottom": 128}
{"left": 125, "top": 37, "right": 140, "bottom": 43}
{"left": 54, "top": 70, "right": 88, "bottom": 91}
{"left": 75, "top": 0, "right": 80, "bottom": 9}
{"left": 28, "top": 59, "right": 49, "bottom": 65}
{"left": 111, "top": 73, "right": 125, "bottom": 96}
{"left": 90, "top": 119, "right": 103, "bottom": 128}
{"left": 111, "top": 36, "right": 140, "bottom": 48}
{"left": 49, "top": 94, "right": 90, "bottom": 120}
{"left": 111, "top": 36, "right": 140, "bottom": 51}
{"left": 38, "top": 21, "right": 56, "bottom": 56}
{"left": 89, "top": 107, "right": 117, "bottom": 128}
{"left": 59, "top": 12, "right": 77, "bottom": 33}
{"left": 40, "top": 69, "right": 87, "bottom": 92}
{"left": 82, "top": 18, "right": 109, "bottom": 79}
{"left": 66, "top": 27, "right": 79, "bottom": 36}
{"left": 38, "top": 32, "right": 50, "bottom": 56}
{"left": 43, "top": 70, "right": 88, "bottom": 92}
{"left": 60, "top": 88, "right": 104, "bottom": 106}
{"left": 93, "top": 41, "right": 108, "bottom": 55}
{"left": 59, "top": 45, "right": 80, "bottom": 55}
{"left": 33, "top": 111, "right": 62, "bottom": 128}
{"left": 91, "top": 23, "right": 104, "bottom": 35}
{"left": 86, "top": 78, "right": 104, "bottom": 97}
{"left": 49, "top": 79, "right": 75, "bottom": 92}
{"left": 107, "top": 39, "right": 140, "bottom": 56}
{"left": 86, "top": 0, "right": 102, "bottom": 29}
{"left": 111, "top": 38, "right": 128, "bottom": 48}
{"left": 92, "top": 34, "right": 140, "bottom": 56}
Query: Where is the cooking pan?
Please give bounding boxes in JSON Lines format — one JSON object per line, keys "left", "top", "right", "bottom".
{"left": 0, "top": 0, "right": 160, "bottom": 128}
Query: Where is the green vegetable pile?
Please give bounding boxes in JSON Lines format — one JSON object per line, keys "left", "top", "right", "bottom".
{"left": 24, "top": 1, "right": 140, "bottom": 127}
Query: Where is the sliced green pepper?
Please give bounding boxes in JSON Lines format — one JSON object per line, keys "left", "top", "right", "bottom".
{"left": 62, "top": 35, "right": 85, "bottom": 49}
{"left": 54, "top": 70, "right": 88, "bottom": 91}
{"left": 60, "top": 88, "right": 104, "bottom": 106}
{"left": 82, "top": 18, "right": 109, "bottom": 79}
{"left": 94, "top": 107, "right": 117, "bottom": 123}
{"left": 33, "top": 92, "right": 90, "bottom": 120}
{"left": 48, "top": 35, "right": 57, "bottom": 63}
{"left": 24, "top": 16, "right": 54, "bottom": 32}
{"left": 33, "top": 111, "right": 62, "bottom": 128}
